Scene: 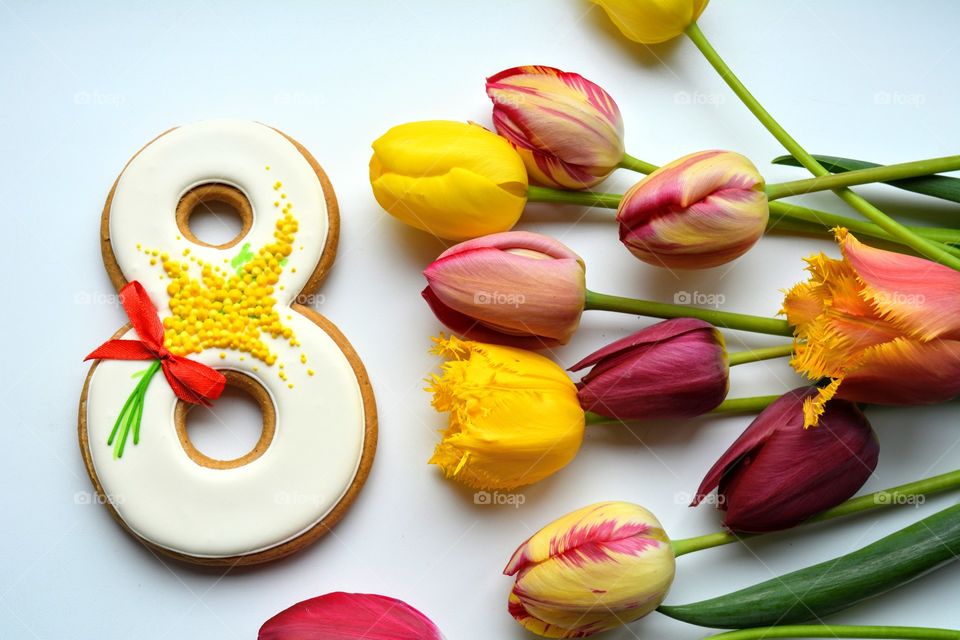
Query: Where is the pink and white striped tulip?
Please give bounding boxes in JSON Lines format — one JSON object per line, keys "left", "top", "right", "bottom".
{"left": 505, "top": 501, "right": 676, "bottom": 638}
{"left": 618, "top": 150, "right": 768, "bottom": 269}
{"left": 259, "top": 592, "right": 444, "bottom": 640}
{"left": 571, "top": 318, "right": 729, "bottom": 420}
{"left": 422, "top": 231, "right": 586, "bottom": 349}
{"left": 487, "top": 65, "right": 625, "bottom": 190}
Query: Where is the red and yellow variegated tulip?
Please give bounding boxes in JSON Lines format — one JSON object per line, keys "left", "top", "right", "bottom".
{"left": 591, "top": 0, "right": 709, "bottom": 44}
{"left": 694, "top": 387, "right": 879, "bottom": 533}
{"left": 784, "top": 229, "right": 960, "bottom": 427}
{"left": 422, "top": 231, "right": 586, "bottom": 349}
{"left": 505, "top": 501, "right": 675, "bottom": 638}
{"left": 259, "top": 592, "right": 444, "bottom": 640}
{"left": 571, "top": 318, "right": 729, "bottom": 420}
{"left": 427, "top": 335, "right": 585, "bottom": 490}
{"left": 369, "top": 120, "right": 528, "bottom": 241}
{"left": 617, "top": 150, "right": 768, "bottom": 269}
{"left": 486, "top": 65, "right": 624, "bottom": 190}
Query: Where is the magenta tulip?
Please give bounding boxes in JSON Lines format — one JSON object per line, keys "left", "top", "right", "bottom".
{"left": 422, "top": 231, "right": 586, "bottom": 349}
{"left": 570, "top": 318, "right": 729, "bottom": 420}
{"left": 259, "top": 592, "right": 444, "bottom": 640}
{"left": 693, "top": 387, "right": 879, "bottom": 533}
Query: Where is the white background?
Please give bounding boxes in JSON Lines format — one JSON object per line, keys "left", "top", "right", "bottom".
{"left": 2, "top": 1, "right": 959, "bottom": 638}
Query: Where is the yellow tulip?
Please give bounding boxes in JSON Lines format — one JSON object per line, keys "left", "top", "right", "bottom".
{"left": 369, "top": 120, "right": 529, "bottom": 241}
{"left": 427, "top": 335, "right": 584, "bottom": 490}
{"left": 592, "top": 0, "right": 709, "bottom": 44}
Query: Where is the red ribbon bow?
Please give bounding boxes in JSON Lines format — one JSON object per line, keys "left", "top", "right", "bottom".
{"left": 85, "top": 281, "right": 226, "bottom": 406}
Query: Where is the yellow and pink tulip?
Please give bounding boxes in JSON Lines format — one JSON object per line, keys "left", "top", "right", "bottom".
{"left": 486, "top": 65, "right": 624, "bottom": 190}
{"left": 784, "top": 229, "right": 960, "bottom": 426}
{"left": 422, "top": 231, "right": 586, "bottom": 349}
{"left": 504, "top": 501, "right": 676, "bottom": 638}
{"left": 617, "top": 150, "right": 769, "bottom": 269}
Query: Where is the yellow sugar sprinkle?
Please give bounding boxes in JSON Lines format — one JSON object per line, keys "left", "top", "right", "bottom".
{"left": 175, "top": 235, "right": 182, "bottom": 241}
{"left": 182, "top": 248, "right": 190, "bottom": 256}
{"left": 299, "top": 354, "right": 307, "bottom": 364}
{"left": 150, "top": 258, "right": 157, "bottom": 265}
{"left": 136, "top": 243, "right": 142, "bottom": 250}
{"left": 288, "top": 383, "right": 294, "bottom": 389}
{"left": 253, "top": 366, "right": 259, "bottom": 372}
{"left": 291, "top": 267, "right": 297, "bottom": 273}
{"left": 219, "top": 352, "right": 226, "bottom": 359}
{"left": 265, "top": 165, "right": 271, "bottom": 171}
{"left": 274, "top": 201, "right": 280, "bottom": 207}
{"left": 307, "top": 369, "right": 314, "bottom": 376}
{"left": 273, "top": 181, "right": 282, "bottom": 190}
{"left": 280, "top": 193, "right": 287, "bottom": 199}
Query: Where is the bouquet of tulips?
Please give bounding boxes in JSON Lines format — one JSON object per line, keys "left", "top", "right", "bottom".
{"left": 258, "top": 2, "right": 960, "bottom": 639}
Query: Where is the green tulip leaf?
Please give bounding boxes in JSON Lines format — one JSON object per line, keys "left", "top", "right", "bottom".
{"left": 772, "top": 154, "right": 960, "bottom": 203}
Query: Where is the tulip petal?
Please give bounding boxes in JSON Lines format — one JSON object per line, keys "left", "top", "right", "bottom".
{"left": 591, "top": 0, "right": 710, "bottom": 44}
{"left": 436, "top": 229, "right": 583, "bottom": 263}
{"left": 258, "top": 592, "right": 444, "bottom": 640}
{"left": 838, "top": 337, "right": 960, "bottom": 405}
{"left": 839, "top": 229, "right": 960, "bottom": 340}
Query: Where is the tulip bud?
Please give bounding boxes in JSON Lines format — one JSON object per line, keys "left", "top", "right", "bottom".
{"left": 259, "top": 592, "right": 444, "bottom": 640}
{"left": 618, "top": 150, "right": 768, "bottom": 269}
{"left": 505, "top": 501, "right": 676, "bottom": 638}
{"left": 591, "top": 0, "right": 709, "bottom": 44}
{"left": 369, "top": 120, "right": 529, "bottom": 241}
{"left": 427, "top": 334, "right": 585, "bottom": 490}
{"left": 693, "top": 387, "right": 879, "bottom": 533}
{"left": 571, "top": 318, "right": 728, "bottom": 420}
{"left": 422, "top": 231, "right": 586, "bottom": 349}
{"left": 486, "top": 65, "right": 624, "bottom": 190}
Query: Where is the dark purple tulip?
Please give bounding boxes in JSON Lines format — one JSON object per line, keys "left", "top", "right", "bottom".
{"left": 569, "top": 318, "right": 729, "bottom": 420}
{"left": 693, "top": 387, "right": 880, "bottom": 533}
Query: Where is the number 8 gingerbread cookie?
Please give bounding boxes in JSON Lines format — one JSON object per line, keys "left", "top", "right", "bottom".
{"left": 79, "top": 120, "right": 377, "bottom": 565}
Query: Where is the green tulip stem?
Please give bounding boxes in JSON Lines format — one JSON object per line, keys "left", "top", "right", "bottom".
{"left": 619, "top": 152, "right": 660, "bottom": 174}
{"left": 684, "top": 21, "right": 960, "bottom": 271}
{"left": 583, "top": 394, "right": 779, "bottom": 427}
{"left": 726, "top": 344, "right": 794, "bottom": 367}
{"left": 670, "top": 467, "right": 960, "bottom": 557}
{"left": 584, "top": 289, "right": 794, "bottom": 337}
{"left": 526, "top": 185, "right": 622, "bottom": 209}
{"left": 705, "top": 625, "right": 960, "bottom": 640}
{"left": 765, "top": 156, "right": 960, "bottom": 200}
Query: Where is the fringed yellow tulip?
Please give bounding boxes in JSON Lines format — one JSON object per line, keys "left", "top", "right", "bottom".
{"left": 369, "top": 120, "right": 529, "bottom": 241}
{"left": 427, "top": 335, "right": 584, "bottom": 490}
{"left": 591, "top": 0, "right": 709, "bottom": 44}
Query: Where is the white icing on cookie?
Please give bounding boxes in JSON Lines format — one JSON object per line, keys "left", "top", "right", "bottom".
{"left": 85, "top": 120, "right": 366, "bottom": 558}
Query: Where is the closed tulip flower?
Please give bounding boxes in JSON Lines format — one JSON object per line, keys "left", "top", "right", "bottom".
{"left": 422, "top": 231, "right": 586, "bottom": 349}
{"left": 618, "top": 150, "right": 769, "bottom": 269}
{"left": 505, "top": 501, "right": 676, "bottom": 638}
{"left": 427, "top": 335, "right": 585, "bottom": 490}
{"left": 592, "top": 0, "right": 709, "bottom": 44}
{"left": 784, "top": 229, "right": 960, "bottom": 427}
{"left": 369, "top": 120, "right": 528, "bottom": 241}
{"left": 486, "top": 65, "right": 624, "bottom": 190}
{"left": 571, "top": 318, "right": 728, "bottom": 420}
{"left": 259, "top": 592, "right": 444, "bottom": 640}
{"left": 693, "top": 387, "right": 879, "bottom": 533}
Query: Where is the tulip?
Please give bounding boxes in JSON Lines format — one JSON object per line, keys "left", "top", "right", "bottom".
{"left": 422, "top": 231, "right": 586, "bottom": 349}
{"left": 591, "top": 0, "right": 709, "bottom": 45}
{"left": 505, "top": 501, "right": 676, "bottom": 638}
{"left": 784, "top": 228, "right": 960, "bottom": 427}
{"left": 617, "top": 150, "right": 769, "bottom": 269}
{"left": 369, "top": 120, "right": 528, "bottom": 241}
{"left": 571, "top": 318, "right": 729, "bottom": 419}
{"left": 259, "top": 592, "right": 444, "bottom": 640}
{"left": 427, "top": 334, "right": 585, "bottom": 490}
{"left": 693, "top": 387, "right": 879, "bottom": 533}
{"left": 486, "top": 65, "right": 624, "bottom": 190}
